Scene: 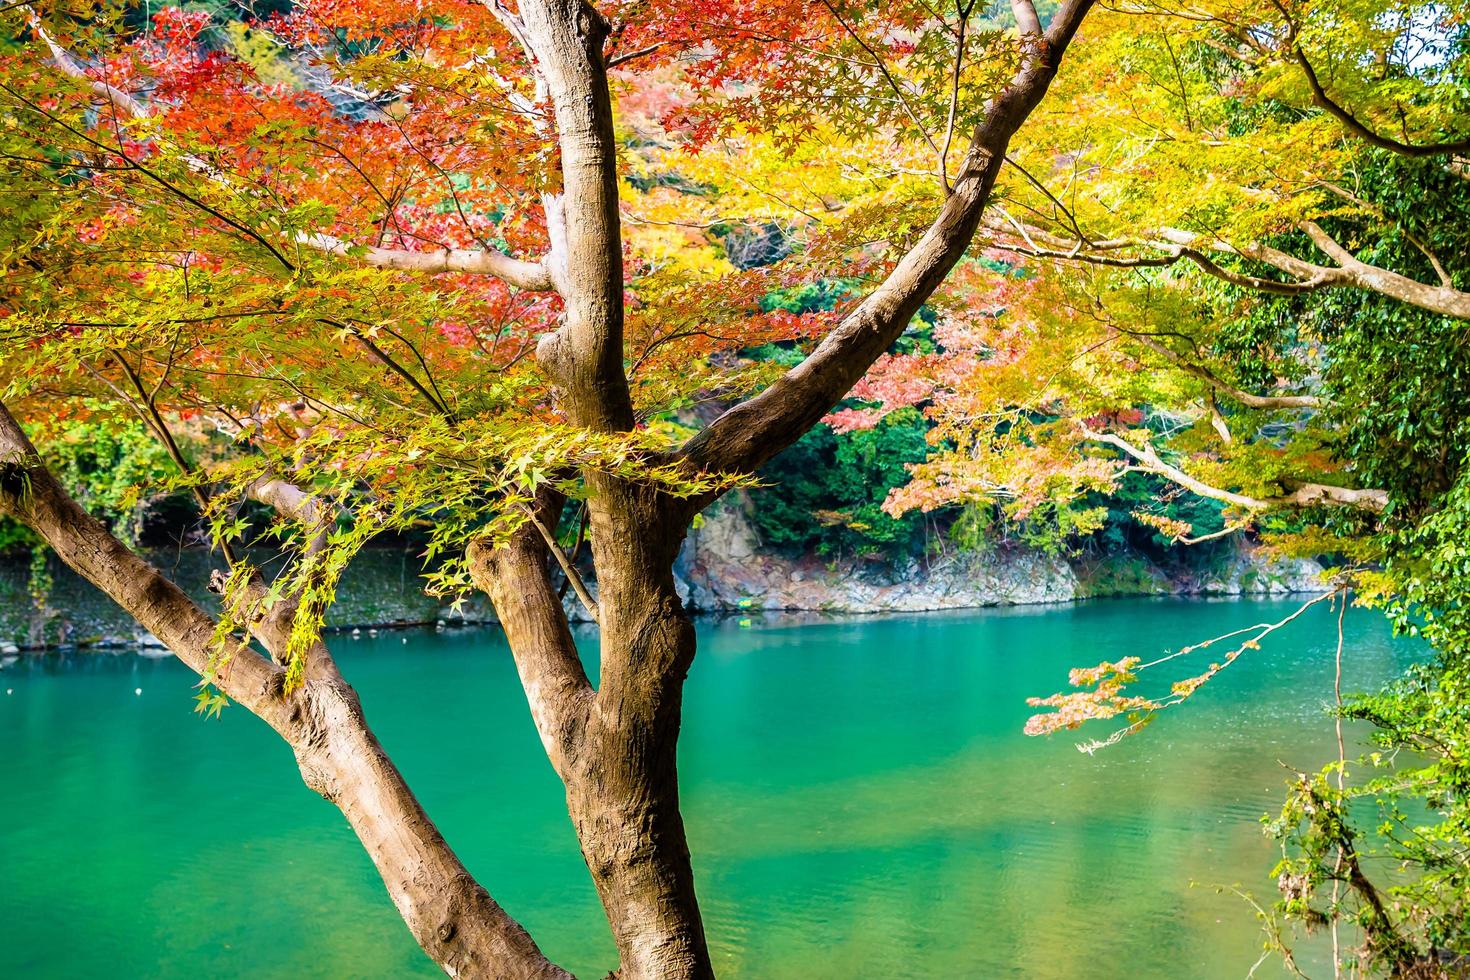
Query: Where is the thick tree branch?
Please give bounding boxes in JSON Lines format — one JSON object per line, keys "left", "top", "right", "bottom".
{"left": 1082, "top": 426, "right": 1388, "bottom": 513}
{"left": 1291, "top": 221, "right": 1470, "bottom": 318}
{"left": 0, "top": 400, "right": 283, "bottom": 713}
{"left": 982, "top": 216, "right": 1329, "bottom": 295}
{"left": 205, "top": 563, "right": 332, "bottom": 670}
{"left": 516, "top": 0, "right": 634, "bottom": 433}
{"left": 1313, "top": 180, "right": 1454, "bottom": 286}
{"left": 467, "top": 494, "right": 594, "bottom": 767}
{"left": 1010, "top": 0, "right": 1042, "bottom": 39}
{"left": 681, "top": 0, "right": 1097, "bottom": 478}
{"left": 297, "top": 233, "right": 553, "bottom": 291}
{"left": 248, "top": 473, "right": 336, "bottom": 555}
{"left": 985, "top": 216, "right": 1470, "bottom": 319}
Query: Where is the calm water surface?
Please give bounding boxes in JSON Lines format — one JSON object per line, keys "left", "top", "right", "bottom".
{"left": 0, "top": 597, "right": 1424, "bottom": 978}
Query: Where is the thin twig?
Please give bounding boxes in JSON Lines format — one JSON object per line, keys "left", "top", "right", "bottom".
{"left": 100, "top": 351, "right": 239, "bottom": 566}
{"left": 524, "top": 507, "right": 599, "bottom": 624}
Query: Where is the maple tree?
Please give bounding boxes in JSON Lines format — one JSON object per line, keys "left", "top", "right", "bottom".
{"left": 0, "top": 0, "right": 1099, "bottom": 976}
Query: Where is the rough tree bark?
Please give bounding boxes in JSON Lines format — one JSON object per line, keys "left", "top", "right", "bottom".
{"left": 7, "top": 0, "right": 1096, "bottom": 976}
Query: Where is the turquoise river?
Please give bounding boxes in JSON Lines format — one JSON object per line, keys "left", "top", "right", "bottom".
{"left": 0, "top": 597, "right": 1426, "bottom": 978}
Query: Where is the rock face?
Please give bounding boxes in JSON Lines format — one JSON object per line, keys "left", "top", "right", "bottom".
{"left": 1072, "top": 550, "right": 1329, "bottom": 598}
{"left": 672, "top": 499, "right": 1330, "bottom": 614}
{"left": 675, "top": 502, "right": 1076, "bottom": 613}
{"left": 0, "top": 546, "right": 501, "bottom": 651}
{"left": 1198, "top": 553, "right": 1329, "bottom": 595}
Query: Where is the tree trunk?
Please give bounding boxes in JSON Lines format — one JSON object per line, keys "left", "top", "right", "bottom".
{"left": 565, "top": 610, "right": 711, "bottom": 980}
{"left": 474, "top": 485, "right": 714, "bottom": 979}
{"left": 570, "top": 482, "right": 714, "bottom": 979}
{"left": 8, "top": 0, "right": 1105, "bottom": 973}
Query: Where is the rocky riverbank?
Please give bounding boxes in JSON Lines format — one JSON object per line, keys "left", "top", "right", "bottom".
{"left": 0, "top": 499, "right": 1328, "bottom": 652}
{"left": 674, "top": 500, "right": 1327, "bottom": 615}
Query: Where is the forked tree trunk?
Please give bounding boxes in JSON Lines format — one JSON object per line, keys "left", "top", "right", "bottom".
{"left": 473, "top": 486, "right": 715, "bottom": 978}
{"left": 463, "top": 0, "right": 1093, "bottom": 971}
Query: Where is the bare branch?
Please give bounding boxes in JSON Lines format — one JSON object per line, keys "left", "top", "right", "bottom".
{"left": 1004, "top": 155, "right": 1088, "bottom": 242}
{"left": 1129, "top": 333, "right": 1324, "bottom": 410}
{"left": 23, "top": 7, "right": 149, "bottom": 118}
{"left": 606, "top": 42, "right": 665, "bottom": 69}
{"left": 1293, "top": 45, "right": 1470, "bottom": 159}
{"left": 1177, "top": 522, "right": 1247, "bottom": 546}
{"left": 938, "top": 0, "right": 975, "bottom": 193}
{"left": 248, "top": 474, "right": 337, "bottom": 557}
{"left": 1293, "top": 221, "right": 1470, "bottom": 318}
{"left": 985, "top": 215, "right": 1470, "bottom": 319}
{"left": 1207, "top": 395, "right": 1234, "bottom": 444}
{"left": 1314, "top": 180, "right": 1454, "bottom": 287}
{"left": 297, "top": 233, "right": 554, "bottom": 290}
{"left": 981, "top": 216, "right": 1328, "bottom": 295}
{"left": 328, "top": 319, "right": 455, "bottom": 419}
{"left": 90, "top": 351, "right": 242, "bottom": 565}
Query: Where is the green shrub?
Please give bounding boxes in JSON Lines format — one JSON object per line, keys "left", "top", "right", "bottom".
{"left": 749, "top": 407, "right": 942, "bottom": 560}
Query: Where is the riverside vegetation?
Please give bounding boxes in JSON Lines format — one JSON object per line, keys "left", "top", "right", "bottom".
{"left": 3, "top": 0, "right": 1470, "bottom": 976}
